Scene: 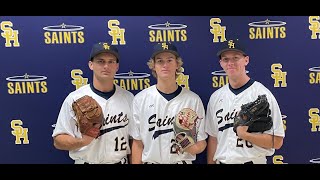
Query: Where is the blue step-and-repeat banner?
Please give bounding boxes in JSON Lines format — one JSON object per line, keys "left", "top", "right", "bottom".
{"left": 0, "top": 16, "right": 319, "bottom": 164}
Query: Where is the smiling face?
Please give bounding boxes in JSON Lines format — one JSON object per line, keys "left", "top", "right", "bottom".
{"left": 219, "top": 50, "right": 249, "bottom": 80}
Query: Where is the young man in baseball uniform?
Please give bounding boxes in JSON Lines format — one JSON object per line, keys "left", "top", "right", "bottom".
{"left": 205, "top": 39, "right": 285, "bottom": 164}
{"left": 52, "top": 42, "right": 134, "bottom": 164}
{"left": 129, "top": 42, "right": 207, "bottom": 164}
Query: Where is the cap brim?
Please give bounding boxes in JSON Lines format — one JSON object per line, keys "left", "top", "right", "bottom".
{"left": 152, "top": 50, "right": 179, "bottom": 59}
{"left": 217, "top": 49, "right": 246, "bottom": 57}
{"left": 91, "top": 50, "right": 120, "bottom": 61}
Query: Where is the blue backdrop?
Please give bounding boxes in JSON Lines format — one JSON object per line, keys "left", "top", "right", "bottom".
{"left": 1, "top": 16, "right": 319, "bottom": 164}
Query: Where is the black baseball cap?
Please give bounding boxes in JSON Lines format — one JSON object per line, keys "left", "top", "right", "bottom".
{"left": 151, "top": 42, "right": 180, "bottom": 59}
{"left": 216, "top": 39, "right": 247, "bottom": 57}
{"left": 90, "top": 42, "right": 120, "bottom": 61}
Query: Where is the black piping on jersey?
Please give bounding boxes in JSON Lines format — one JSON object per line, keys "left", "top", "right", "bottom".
{"left": 90, "top": 83, "right": 116, "bottom": 100}
{"left": 99, "top": 123, "right": 128, "bottom": 137}
{"left": 229, "top": 78, "right": 255, "bottom": 95}
{"left": 157, "top": 85, "right": 182, "bottom": 101}
{"left": 153, "top": 129, "right": 173, "bottom": 139}
{"left": 218, "top": 123, "right": 234, "bottom": 132}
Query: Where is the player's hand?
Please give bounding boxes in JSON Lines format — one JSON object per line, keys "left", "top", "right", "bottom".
{"left": 183, "top": 144, "right": 197, "bottom": 155}
{"left": 81, "top": 134, "right": 96, "bottom": 146}
{"left": 236, "top": 126, "right": 249, "bottom": 139}
{"left": 182, "top": 140, "right": 206, "bottom": 155}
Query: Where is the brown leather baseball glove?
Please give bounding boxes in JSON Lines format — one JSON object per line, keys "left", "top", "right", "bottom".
{"left": 72, "top": 95, "right": 104, "bottom": 138}
{"left": 173, "top": 108, "right": 200, "bottom": 154}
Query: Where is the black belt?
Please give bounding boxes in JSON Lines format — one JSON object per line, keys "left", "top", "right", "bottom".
{"left": 219, "top": 161, "right": 253, "bottom": 164}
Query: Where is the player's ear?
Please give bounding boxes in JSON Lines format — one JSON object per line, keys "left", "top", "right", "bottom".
{"left": 219, "top": 60, "right": 223, "bottom": 67}
{"left": 88, "top": 61, "right": 93, "bottom": 70}
{"left": 115, "top": 63, "right": 119, "bottom": 72}
{"left": 244, "top": 56, "right": 249, "bottom": 66}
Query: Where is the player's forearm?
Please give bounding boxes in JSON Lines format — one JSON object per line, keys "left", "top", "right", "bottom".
{"left": 131, "top": 139, "right": 143, "bottom": 164}
{"left": 186, "top": 140, "right": 207, "bottom": 155}
{"left": 207, "top": 136, "right": 217, "bottom": 164}
{"left": 53, "top": 134, "right": 87, "bottom": 151}
{"left": 240, "top": 133, "right": 283, "bottom": 149}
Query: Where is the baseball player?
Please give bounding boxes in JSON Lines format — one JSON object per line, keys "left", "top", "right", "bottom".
{"left": 129, "top": 42, "right": 207, "bottom": 164}
{"left": 52, "top": 42, "right": 134, "bottom": 164}
{"left": 205, "top": 39, "right": 285, "bottom": 164}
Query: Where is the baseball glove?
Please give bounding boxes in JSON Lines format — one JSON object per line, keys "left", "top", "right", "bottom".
{"left": 173, "top": 108, "right": 199, "bottom": 153}
{"left": 72, "top": 95, "right": 104, "bottom": 138}
{"left": 233, "top": 94, "right": 273, "bottom": 134}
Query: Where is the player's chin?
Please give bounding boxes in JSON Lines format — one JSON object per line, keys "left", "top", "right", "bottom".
{"left": 100, "top": 72, "right": 112, "bottom": 76}
{"left": 99, "top": 74, "right": 114, "bottom": 79}
{"left": 158, "top": 73, "right": 174, "bottom": 79}
{"left": 226, "top": 69, "right": 236, "bottom": 74}
{"left": 226, "top": 71, "right": 238, "bottom": 78}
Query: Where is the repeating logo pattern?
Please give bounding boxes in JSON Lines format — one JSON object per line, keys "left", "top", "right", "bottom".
{"left": 0, "top": 16, "right": 319, "bottom": 164}
{"left": 148, "top": 21, "right": 187, "bottom": 42}
{"left": 114, "top": 70, "right": 150, "bottom": 91}
{"left": 1, "top": 21, "right": 20, "bottom": 47}
{"left": 43, "top": 23, "right": 85, "bottom": 44}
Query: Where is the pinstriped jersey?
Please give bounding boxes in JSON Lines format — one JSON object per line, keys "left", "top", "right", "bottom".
{"left": 205, "top": 81, "right": 285, "bottom": 164}
{"left": 52, "top": 84, "right": 134, "bottom": 164}
{"left": 129, "top": 85, "right": 207, "bottom": 164}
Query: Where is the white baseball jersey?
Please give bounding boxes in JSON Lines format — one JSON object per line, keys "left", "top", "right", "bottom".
{"left": 129, "top": 85, "right": 207, "bottom": 164}
{"left": 52, "top": 84, "right": 134, "bottom": 164}
{"left": 205, "top": 81, "right": 285, "bottom": 164}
